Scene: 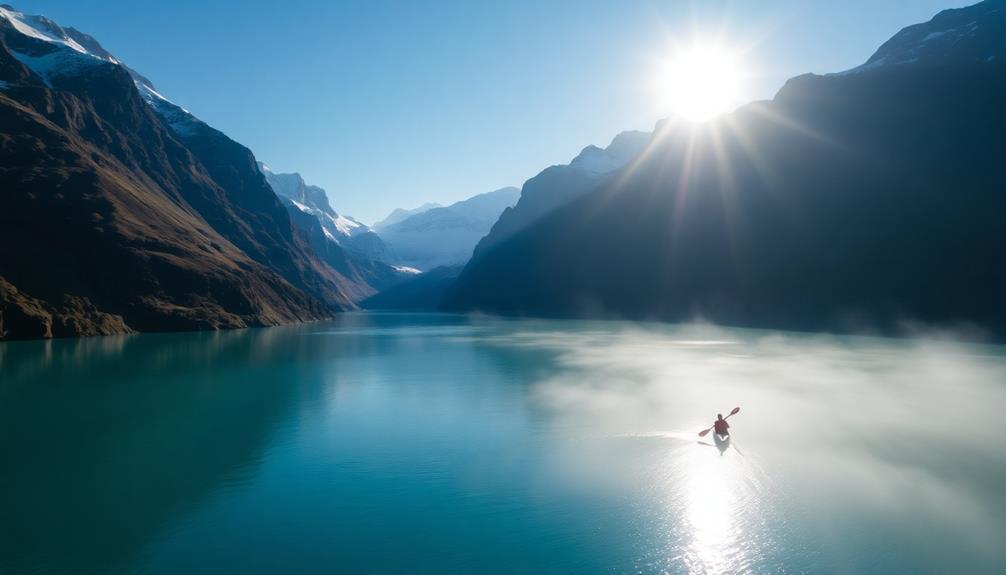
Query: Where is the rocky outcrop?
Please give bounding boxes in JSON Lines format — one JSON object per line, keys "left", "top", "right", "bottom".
{"left": 0, "top": 277, "right": 132, "bottom": 340}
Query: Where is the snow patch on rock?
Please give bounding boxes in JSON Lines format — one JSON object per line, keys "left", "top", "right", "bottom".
{"left": 392, "top": 266, "right": 422, "bottom": 275}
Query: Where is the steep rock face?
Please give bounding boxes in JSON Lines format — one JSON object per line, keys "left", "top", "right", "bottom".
{"left": 0, "top": 6, "right": 354, "bottom": 339}
{"left": 377, "top": 187, "right": 520, "bottom": 271}
{"left": 0, "top": 277, "right": 52, "bottom": 339}
{"left": 470, "top": 131, "right": 650, "bottom": 259}
{"left": 282, "top": 205, "right": 413, "bottom": 302}
{"left": 0, "top": 276, "right": 133, "bottom": 339}
{"left": 259, "top": 163, "right": 393, "bottom": 263}
{"left": 443, "top": 1, "right": 1006, "bottom": 335}
{"left": 258, "top": 163, "right": 411, "bottom": 300}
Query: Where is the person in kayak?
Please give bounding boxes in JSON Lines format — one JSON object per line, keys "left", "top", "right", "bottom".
{"left": 713, "top": 413, "right": 730, "bottom": 438}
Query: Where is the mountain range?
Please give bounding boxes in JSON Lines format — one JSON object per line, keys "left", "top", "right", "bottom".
{"left": 443, "top": 0, "right": 1006, "bottom": 336}
{"left": 361, "top": 133, "right": 652, "bottom": 310}
{"left": 259, "top": 163, "right": 391, "bottom": 262}
{"left": 257, "top": 163, "right": 419, "bottom": 301}
{"left": 372, "top": 202, "right": 442, "bottom": 230}
{"left": 374, "top": 187, "right": 520, "bottom": 271}
{"left": 3, "top": 0, "right": 1005, "bottom": 339}
{"left": 0, "top": 5, "right": 367, "bottom": 339}
{"left": 471, "top": 131, "right": 651, "bottom": 260}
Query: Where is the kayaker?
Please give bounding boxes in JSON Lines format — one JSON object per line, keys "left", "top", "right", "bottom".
{"left": 713, "top": 413, "right": 730, "bottom": 437}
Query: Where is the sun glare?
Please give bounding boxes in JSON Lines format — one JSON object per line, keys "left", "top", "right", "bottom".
{"left": 659, "top": 43, "right": 744, "bottom": 122}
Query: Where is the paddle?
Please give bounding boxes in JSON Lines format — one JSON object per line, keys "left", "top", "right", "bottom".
{"left": 698, "top": 406, "right": 740, "bottom": 437}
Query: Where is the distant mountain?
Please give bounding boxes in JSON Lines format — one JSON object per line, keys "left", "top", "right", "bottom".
{"left": 377, "top": 187, "right": 520, "bottom": 271}
{"left": 258, "top": 163, "right": 393, "bottom": 263}
{"left": 0, "top": 5, "right": 358, "bottom": 339}
{"left": 372, "top": 203, "right": 442, "bottom": 231}
{"left": 471, "top": 131, "right": 650, "bottom": 259}
{"left": 259, "top": 163, "right": 413, "bottom": 300}
{"left": 443, "top": 0, "right": 1006, "bottom": 335}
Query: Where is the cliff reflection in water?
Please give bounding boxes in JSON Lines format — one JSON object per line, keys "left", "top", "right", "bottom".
{"left": 2, "top": 314, "right": 1005, "bottom": 574}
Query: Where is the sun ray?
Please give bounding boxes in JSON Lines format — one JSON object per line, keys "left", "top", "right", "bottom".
{"left": 742, "top": 101, "right": 845, "bottom": 151}
{"left": 722, "top": 108, "right": 808, "bottom": 225}
{"left": 707, "top": 118, "right": 746, "bottom": 271}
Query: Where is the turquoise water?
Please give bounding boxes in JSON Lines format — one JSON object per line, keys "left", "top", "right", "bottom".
{"left": 2, "top": 313, "right": 1005, "bottom": 574}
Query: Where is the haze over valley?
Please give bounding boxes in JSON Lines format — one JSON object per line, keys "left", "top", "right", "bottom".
{"left": 2, "top": 2, "right": 1005, "bottom": 573}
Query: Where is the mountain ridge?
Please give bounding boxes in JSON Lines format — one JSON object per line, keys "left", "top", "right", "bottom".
{"left": 373, "top": 203, "right": 442, "bottom": 230}
{"left": 469, "top": 130, "right": 651, "bottom": 261}
{"left": 258, "top": 163, "right": 412, "bottom": 301}
{"left": 442, "top": 0, "right": 1006, "bottom": 336}
{"left": 0, "top": 5, "right": 359, "bottom": 339}
{"left": 376, "top": 186, "right": 519, "bottom": 271}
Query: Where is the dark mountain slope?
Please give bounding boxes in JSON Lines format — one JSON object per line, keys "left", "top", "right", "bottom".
{"left": 0, "top": 9, "right": 356, "bottom": 339}
{"left": 259, "top": 163, "right": 393, "bottom": 264}
{"left": 362, "top": 266, "right": 463, "bottom": 311}
{"left": 258, "top": 163, "right": 411, "bottom": 299}
{"left": 471, "top": 131, "right": 649, "bottom": 260}
{"left": 443, "top": 50, "right": 1006, "bottom": 333}
{"left": 283, "top": 206, "right": 409, "bottom": 302}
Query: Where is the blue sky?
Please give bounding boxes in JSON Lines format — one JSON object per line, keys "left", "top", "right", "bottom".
{"left": 16, "top": 0, "right": 974, "bottom": 223}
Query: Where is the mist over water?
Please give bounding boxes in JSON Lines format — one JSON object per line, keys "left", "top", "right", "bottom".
{"left": 488, "top": 323, "right": 1006, "bottom": 572}
{"left": 2, "top": 313, "right": 1004, "bottom": 574}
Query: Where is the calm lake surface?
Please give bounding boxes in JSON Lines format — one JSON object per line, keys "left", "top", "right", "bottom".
{"left": 2, "top": 313, "right": 1005, "bottom": 574}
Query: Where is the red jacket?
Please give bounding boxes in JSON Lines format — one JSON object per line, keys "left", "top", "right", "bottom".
{"left": 713, "top": 419, "right": 730, "bottom": 435}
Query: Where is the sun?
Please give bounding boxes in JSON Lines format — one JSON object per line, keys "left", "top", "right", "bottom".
{"left": 659, "top": 43, "right": 744, "bottom": 122}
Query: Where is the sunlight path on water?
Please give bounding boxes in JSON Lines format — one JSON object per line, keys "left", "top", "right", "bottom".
{"left": 681, "top": 443, "right": 747, "bottom": 572}
{"left": 2, "top": 314, "right": 1005, "bottom": 574}
{"left": 610, "top": 429, "right": 774, "bottom": 574}
{"left": 505, "top": 319, "right": 1006, "bottom": 574}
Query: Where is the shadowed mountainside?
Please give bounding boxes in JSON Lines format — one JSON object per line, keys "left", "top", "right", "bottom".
{"left": 361, "top": 265, "right": 463, "bottom": 311}
{"left": 444, "top": 1, "right": 1006, "bottom": 335}
{"left": 0, "top": 6, "right": 363, "bottom": 339}
{"left": 470, "top": 131, "right": 650, "bottom": 260}
{"left": 259, "top": 163, "right": 413, "bottom": 301}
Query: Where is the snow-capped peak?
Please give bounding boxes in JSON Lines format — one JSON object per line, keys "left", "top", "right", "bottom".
{"left": 839, "top": 0, "right": 1006, "bottom": 75}
{"left": 0, "top": 5, "right": 118, "bottom": 87}
{"left": 258, "top": 162, "right": 377, "bottom": 239}
{"left": 0, "top": 5, "right": 103, "bottom": 59}
{"left": 331, "top": 213, "right": 365, "bottom": 236}
{"left": 258, "top": 162, "right": 394, "bottom": 262}
{"left": 0, "top": 4, "right": 201, "bottom": 135}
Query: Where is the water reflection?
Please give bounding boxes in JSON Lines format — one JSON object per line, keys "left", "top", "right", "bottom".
{"left": 697, "top": 434, "right": 733, "bottom": 456}
{"left": 0, "top": 321, "right": 418, "bottom": 575}
{"left": 1, "top": 315, "right": 1005, "bottom": 574}
{"left": 1, "top": 328, "right": 303, "bottom": 573}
